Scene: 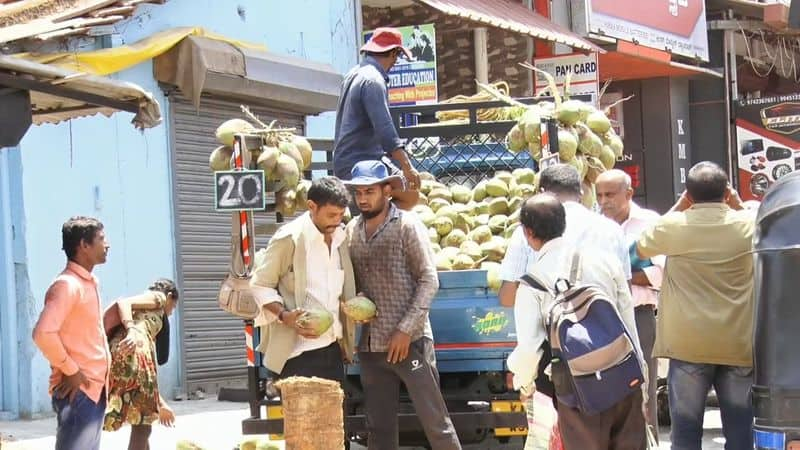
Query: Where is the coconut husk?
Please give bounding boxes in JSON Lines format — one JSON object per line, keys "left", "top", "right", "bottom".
{"left": 274, "top": 376, "right": 344, "bottom": 450}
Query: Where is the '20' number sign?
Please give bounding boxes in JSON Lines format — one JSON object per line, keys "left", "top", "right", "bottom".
{"left": 214, "top": 170, "right": 266, "bottom": 211}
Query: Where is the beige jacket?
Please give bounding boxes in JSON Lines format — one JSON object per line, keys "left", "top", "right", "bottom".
{"left": 249, "top": 217, "right": 356, "bottom": 374}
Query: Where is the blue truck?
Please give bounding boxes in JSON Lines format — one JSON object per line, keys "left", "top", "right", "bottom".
{"left": 241, "top": 99, "right": 538, "bottom": 447}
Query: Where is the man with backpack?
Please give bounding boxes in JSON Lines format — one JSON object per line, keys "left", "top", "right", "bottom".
{"left": 507, "top": 194, "right": 647, "bottom": 450}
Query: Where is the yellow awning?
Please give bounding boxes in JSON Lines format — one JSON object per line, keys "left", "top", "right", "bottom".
{"left": 15, "top": 26, "right": 265, "bottom": 76}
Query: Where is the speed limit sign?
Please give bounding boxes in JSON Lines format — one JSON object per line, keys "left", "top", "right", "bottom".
{"left": 214, "top": 169, "right": 266, "bottom": 211}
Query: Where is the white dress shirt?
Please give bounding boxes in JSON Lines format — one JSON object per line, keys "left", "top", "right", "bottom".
{"left": 500, "top": 201, "right": 632, "bottom": 282}
{"left": 506, "top": 237, "right": 643, "bottom": 393}
{"left": 621, "top": 202, "right": 665, "bottom": 308}
{"left": 253, "top": 212, "right": 346, "bottom": 359}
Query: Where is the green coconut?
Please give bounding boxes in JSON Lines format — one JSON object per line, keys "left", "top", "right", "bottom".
{"left": 460, "top": 240, "right": 484, "bottom": 260}
{"left": 480, "top": 239, "right": 507, "bottom": 262}
{"left": 558, "top": 129, "right": 579, "bottom": 161}
{"left": 485, "top": 179, "right": 509, "bottom": 197}
{"left": 428, "top": 198, "right": 450, "bottom": 213}
{"left": 215, "top": 118, "right": 254, "bottom": 146}
{"left": 442, "top": 229, "right": 468, "bottom": 249}
{"left": 556, "top": 99, "right": 584, "bottom": 126}
{"left": 599, "top": 145, "right": 617, "bottom": 170}
{"left": 419, "top": 172, "right": 436, "bottom": 181}
{"left": 512, "top": 167, "right": 536, "bottom": 185}
{"left": 507, "top": 124, "right": 527, "bottom": 153}
{"left": 587, "top": 110, "right": 612, "bottom": 134}
{"left": 209, "top": 145, "right": 233, "bottom": 171}
{"left": 295, "top": 179, "right": 312, "bottom": 211}
{"left": 472, "top": 180, "right": 489, "bottom": 202}
{"left": 297, "top": 308, "right": 334, "bottom": 335}
{"left": 475, "top": 214, "right": 490, "bottom": 226}
{"left": 450, "top": 185, "right": 472, "bottom": 204}
{"left": 343, "top": 296, "right": 377, "bottom": 321}
{"left": 453, "top": 213, "right": 475, "bottom": 234}
{"left": 433, "top": 216, "right": 454, "bottom": 237}
{"left": 519, "top": 108, "right": 542, "bottom": 143}
{"left": 279, "top": 141, "right": 304, "bottom": 174}
{"left": 488, "top": 197, "right": 510, "bottom": 216}
{"left": 428, "top": 187, "right": 453, "bottom": 203}
{"left": 452, "top": 253, "right": 477, "bottom": 271}
{"left": 488, "top": 215, "right": 509, "bottom": 234}
{"left": 275, "top": 153, "right": 300, "bottom": 189}
{"left": 275, "top": 188, "right": 297, "bottom": 217}
{"left": 494, "top": 171, "right": 514, "bottom": 186}
{"left": 468, "top": 225, "right": 493, "bottom": 244}
{"left": 482, "top": 261, "right": 503, "bottom": 292}
{"left": 291, "top": 135, "right": 313, "bottom": 170}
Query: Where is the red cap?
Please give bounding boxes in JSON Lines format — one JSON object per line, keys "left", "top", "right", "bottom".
{"left": 361, "top": 27, "right": 413, "bottom": 60}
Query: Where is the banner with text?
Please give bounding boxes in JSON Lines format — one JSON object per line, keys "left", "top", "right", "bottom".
{"left": 364, "top": 24, "right": 438, "bottom": 106}
{"left": 534, "top": 53, "right": 599, "bottom": 104}
{"left": 735, "top": 95, "right": 800, "bottom": 201}
{"left": 579, "top": 0, "right": 709, "bottom": 61}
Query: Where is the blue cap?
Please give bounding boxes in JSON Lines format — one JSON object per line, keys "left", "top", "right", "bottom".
{"left": 345, "top": 160, "right": 402, "bottom": 186}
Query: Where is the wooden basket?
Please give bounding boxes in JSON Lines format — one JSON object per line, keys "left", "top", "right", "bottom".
{"left": 274, "top": 376, "right": 344, "bottom": 450}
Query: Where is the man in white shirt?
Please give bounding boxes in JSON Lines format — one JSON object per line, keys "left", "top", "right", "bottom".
{"left": 499, "top": 164, "right": 631, "bottom": 400}
{"left": 499, "top": 164, "right": 631, "bottom": 307}
{"left": 250, "top": 177, "right": 357, "bottom": 384}
{"left": 596, "top": 169, "right": 664, "bottom": 431}
{"left": 507, "top": 194, "right": 646, "bottom": 449}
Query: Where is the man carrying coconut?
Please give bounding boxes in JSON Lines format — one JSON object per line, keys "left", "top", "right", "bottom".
{"left": 346, "top": 160, "right": 462, "bottom": 450}
{"left": 333, "top": 27, "right": 421, "bottom": 210}
{"left": 249, "top": 177, "right": 357, "bottom": 384}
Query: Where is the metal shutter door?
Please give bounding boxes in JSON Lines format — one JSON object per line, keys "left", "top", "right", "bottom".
{"left": 170, "top": 95, "right": 304, "bottom": 394}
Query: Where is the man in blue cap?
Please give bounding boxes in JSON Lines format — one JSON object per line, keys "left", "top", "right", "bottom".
{"left": 333, "top": 27, "right": 421, "bottom": 210}
{"left": 345, "top": 160, "right": 461, "bottom": 450}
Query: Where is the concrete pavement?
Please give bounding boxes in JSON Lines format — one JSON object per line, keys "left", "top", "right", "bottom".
{"left": 0, "top": 396, "right": 727, "bottom": 449}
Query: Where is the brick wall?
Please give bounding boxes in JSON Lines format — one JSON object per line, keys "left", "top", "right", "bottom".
{"left": 362, "top": 2, "right": 532, "bottom": 101}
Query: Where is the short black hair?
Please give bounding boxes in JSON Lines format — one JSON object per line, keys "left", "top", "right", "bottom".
{"left": 62, "top": 216, "right": 104, "bottom": 260}
{"left": 686, "top": 161, "right": 728, "bottom": 203}
{"left": 539, "top": 164, "right": 581, "bottom": 197}
{"left": 149, "top": 278, "right": 178, "bottom": 302}
{"left": 308, "top": 177, "right": 350, "bottom": 208}
{"left": 520, "top": 194, "right": 566, "bottom": 242}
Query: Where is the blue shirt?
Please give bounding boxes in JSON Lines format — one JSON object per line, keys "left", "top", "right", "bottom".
{"left": 333, "top": 56, "right": 404, "bottom": 179}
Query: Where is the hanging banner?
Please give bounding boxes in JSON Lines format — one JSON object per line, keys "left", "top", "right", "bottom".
{"left": 534, "top": 53, "right": 599, "bottom": 104}
{"left": 364, "top": 24, "right": 438, "bottom": 106}
{"left": 735, "top": 95, "right": 800, "bottom": 201}
{"left": 573, "top": 0, "right": 709, "bottom": 61}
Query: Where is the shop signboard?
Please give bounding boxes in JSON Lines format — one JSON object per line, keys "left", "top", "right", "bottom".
{"left": 736, "top": 95, "right": 800, "bottom": 201}
{"left": 363, "top": 24, "right": 438, "bottom": 106}
{"left": 572, "top": 0, "right": 709, "bottom": 61}
{"left": 534, "top": 53, "right": 599, "bottom": 104}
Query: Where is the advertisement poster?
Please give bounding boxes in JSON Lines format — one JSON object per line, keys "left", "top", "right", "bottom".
{"left": 363, "top": 24, "right": 438, "bottom": 106}
{"left": 534, "top": 53, "right": 599, "bottom": 104}
{"left": 735, "top": 95, "right": 800, "bottom": 201}
{"left": 578, "top": 0, "right": 709, "bottom": 61}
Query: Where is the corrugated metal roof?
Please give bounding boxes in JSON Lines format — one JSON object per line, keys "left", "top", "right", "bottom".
{"left": 416, "top": 0, "right": 604, "bottom": 53}
{"left": 0, "top": 0, "right": 167, "bottom": 43}
{"left": 0, "top": 54, "right": 161, "bottom": 128}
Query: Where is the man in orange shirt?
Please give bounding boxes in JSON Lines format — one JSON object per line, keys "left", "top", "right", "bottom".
{"left": 33, "top": 216, "right": 111, "bottom": 450}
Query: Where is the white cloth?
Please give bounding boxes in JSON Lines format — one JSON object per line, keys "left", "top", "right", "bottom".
{"left": 621, "top": 202, "right": 665, "bottom": 308}
{"left": 499, "top": 201, "right": 632, "bottom": 282}
{"left": 252, "top": 212, "right": 346, "bottom": 359}
{"left": 506, "top": 237, "right": 643, "bottom": 393}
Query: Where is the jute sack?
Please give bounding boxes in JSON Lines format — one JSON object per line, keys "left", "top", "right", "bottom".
{"left": 274, "top": 376, "right": 344, "bottom": 450}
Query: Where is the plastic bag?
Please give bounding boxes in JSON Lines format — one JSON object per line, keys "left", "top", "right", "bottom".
{"left": 548, "top": 422, "right": 564, "bottom": 450}
{"left": 524, "top": 392, "right": 558, "bottom": 450}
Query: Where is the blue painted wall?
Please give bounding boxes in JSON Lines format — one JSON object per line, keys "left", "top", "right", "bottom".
{"left": 8, "top": 0, "right": 359, "bottom": 416}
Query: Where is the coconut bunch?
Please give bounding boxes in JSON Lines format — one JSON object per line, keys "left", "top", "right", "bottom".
{"left": 479, "top": 66, "right": 630, "bottom": 208}
{"left": 413, "top": 169, "right": 538, "bottom": 292}
{"left": 209, "top": 108, "right": 315, "bottom": 217}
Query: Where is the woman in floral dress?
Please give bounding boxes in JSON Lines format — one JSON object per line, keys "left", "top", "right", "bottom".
{"left": 103, "top": 278, "right": 179, "bottom": 450}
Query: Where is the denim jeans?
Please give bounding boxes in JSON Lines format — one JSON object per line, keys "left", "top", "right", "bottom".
{"left": 52, "top": 389, "right": 106, "bottom": 450}
{"left": 668, "top": 359, "right": 754, "bottom": 450}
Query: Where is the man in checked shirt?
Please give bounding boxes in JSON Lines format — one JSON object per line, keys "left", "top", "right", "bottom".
{"left": 345, "top": 160, "right": 461, "bottom": 450}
